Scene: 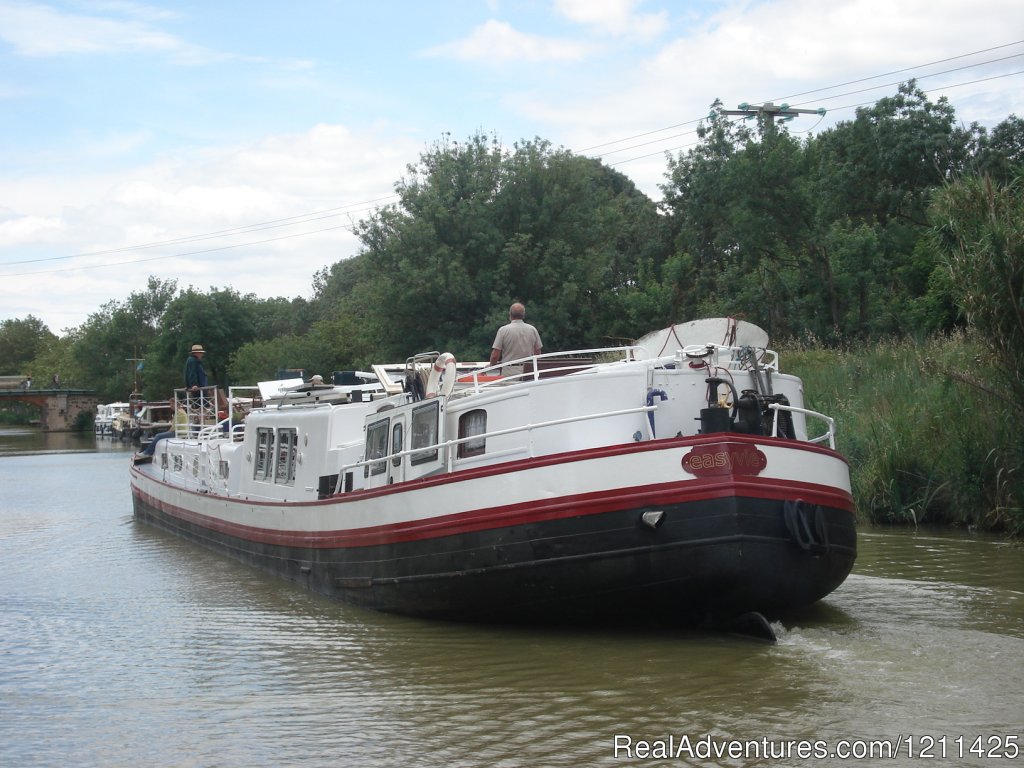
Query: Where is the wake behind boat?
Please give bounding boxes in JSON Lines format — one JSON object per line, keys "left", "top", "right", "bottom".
{"left": 129, "top": 318, "right": 856, "bottom": 626}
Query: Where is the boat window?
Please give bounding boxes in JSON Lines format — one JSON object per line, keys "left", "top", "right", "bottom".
{"left": 410, "top": 401, "right": 439, "bottom": 465}
{"left": 254, "top": 427, "right": 273, "bottom": 481}
{"left": 391, "top": 421, "right": 404, "bottom": 467}
{"left": 160, "top": 452, "right": 168, "bottom": 470}
{"left": 366, "top": 418, "right": 389, "bottom": 476}
{"left": 458, "top": 409, "right": 487, "bottom": 458}
{"left": 275, "top": 428, "right": 297, "bottom": 485}
{"left": 219, "top": 460, "right": 229, "bottom": 480}
{"left": 172, "top": 454, "right": 182, "bottom": 472}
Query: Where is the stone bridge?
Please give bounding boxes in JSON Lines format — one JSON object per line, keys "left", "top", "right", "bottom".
{"left": 0, "top": 388, "right": 99, "bottom": 431}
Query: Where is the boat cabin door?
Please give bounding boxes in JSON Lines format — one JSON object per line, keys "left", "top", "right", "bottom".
{"left": 364, "top": 399, "right": 445, "bottom": 489}
{"left": 387, "top": 412, "right": 406, "bottom": 485}
{"left": 365, "top": 407, "right": 406, "bottom": 488}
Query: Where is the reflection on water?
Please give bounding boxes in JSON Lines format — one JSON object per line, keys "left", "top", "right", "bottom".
{"left": 0, "top": 435, "right": 1021, "bottom": 767}
{"left": 0, "top": 426, "right": 130, "bottom": 457}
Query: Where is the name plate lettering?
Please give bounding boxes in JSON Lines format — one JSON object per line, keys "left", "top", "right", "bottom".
{"left": 681, "top": 442, "right": 767, "bottom": 477}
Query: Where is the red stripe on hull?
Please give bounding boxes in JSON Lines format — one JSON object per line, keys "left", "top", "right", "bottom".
{"left": 319, "top": 432, "right": 849, "bottom": 505}
{"left": 132, "top": 472, "right": 853, "bottom": 550}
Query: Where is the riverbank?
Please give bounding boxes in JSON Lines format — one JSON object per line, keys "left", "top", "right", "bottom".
{"left": 784, "top": 331, "right": 1022, "bottom": 535}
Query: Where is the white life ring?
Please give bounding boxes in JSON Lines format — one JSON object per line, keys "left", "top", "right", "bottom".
{"left": 425, "top": 352, "right": 457, "bottom": 398}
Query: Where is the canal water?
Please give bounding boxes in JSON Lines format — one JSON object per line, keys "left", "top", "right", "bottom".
{"left": 0, "top": 428, "right": 1021, "bottom": 767}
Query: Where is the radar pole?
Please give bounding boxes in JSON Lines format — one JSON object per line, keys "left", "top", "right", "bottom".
{"left": 126, "top": 348, "right": 144, "bottom": 395}
{"left": 719, "top": 102, "right": 826, "bottom": 136}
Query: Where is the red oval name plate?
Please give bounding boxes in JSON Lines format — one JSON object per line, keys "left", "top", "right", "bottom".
{"left": 681, "top": 442, "right": 767, "bottom": 477}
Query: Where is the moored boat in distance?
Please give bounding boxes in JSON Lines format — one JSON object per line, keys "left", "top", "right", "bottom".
{"left": 95, "top": 402, "right": 129, "bottom": 436}
{"left": 129, "top": 318, "right": 856, "bottom": 627}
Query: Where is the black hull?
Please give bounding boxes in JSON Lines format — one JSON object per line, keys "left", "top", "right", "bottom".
{"left": 132, "top": 491, "right": 855, "bottom": 625}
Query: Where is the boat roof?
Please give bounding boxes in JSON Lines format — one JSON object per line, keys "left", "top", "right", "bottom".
{"left": 635, "top": 318, "right": 769, "bottom": 358}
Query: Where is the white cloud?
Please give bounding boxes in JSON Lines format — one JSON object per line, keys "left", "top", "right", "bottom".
{"left": 520, "top": 0, "right": 1024, "bottom": 171}
{"left": 0, "top": 123, "right": 419, "bottom": 332}
{"left": 424, "top": 19, "right": 597, "bottom": 63}
{"left": 0, "top": 0, "right": 306, "bottom": 67}
{"left": 0, "top": 212, "right": 65, "bottom": 246}
{"left": 0, "top": 0, "right": 201, "bottom": 58}
{"left": 554, "top": 0, "right": 668, "bottom": 40}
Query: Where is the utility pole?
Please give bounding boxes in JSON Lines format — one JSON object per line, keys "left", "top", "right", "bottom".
{"left": 720, "top": 102, "right": 826, "bottom": 136}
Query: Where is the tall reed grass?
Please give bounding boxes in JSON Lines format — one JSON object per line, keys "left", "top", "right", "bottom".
{"left": 781, "top": 331, "right": 1022, "bottom": 535}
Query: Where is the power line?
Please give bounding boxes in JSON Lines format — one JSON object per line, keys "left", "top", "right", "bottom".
{"left": 769, "top": 39, "right": 1024, "bottom": 102}
{"left": 815, "top": 69, "right": 1024, "bottom": 118}
{"left": 787, "top": 53, "right": 1024, "bottom": 109}
{"left": 576, "top": 117, "right": 705, "bottom": 153}
{"left": 2, "top": 223, "right": 357, "bottom": 277}
{"left": 608, "top": 67, "right": 1024, "bottom": 167}
{"left": 0, "top": 194, "right": 399, "bottom": 267}
{"left": 586, "top": 41, "right": 1024, "bottom": 158}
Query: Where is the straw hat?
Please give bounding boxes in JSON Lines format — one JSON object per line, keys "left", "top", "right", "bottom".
{"left": 191, "top": 344, "right": 205, "bottom": 354}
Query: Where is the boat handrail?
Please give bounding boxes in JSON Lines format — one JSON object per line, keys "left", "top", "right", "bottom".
{"left": 337, "top": 399, "right": 839, "bottom": 493}
{"left": 335, "top": 403, "right": 659, "bottom": 493}
{"left": 173, "top": 385, "right": 217, "bottom": 438}
{"left": 461, "top": 345, "right": 648, "bottom": 393}
{"left": 227, "top": 385, "right": 260, "bottom": 439}
{"left": 457, "top": 343, "right": 779, "bottom": 394}
{"left": 670, "top": 343, "right": 779, "bottom": 372}
{"left": 170, "top": 385, "right": 262, "bottom": 441}
{"left": 767, "top": 402, "right": 836, "bottom": 449}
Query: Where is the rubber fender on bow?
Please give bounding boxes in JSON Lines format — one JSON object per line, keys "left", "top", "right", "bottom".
{"left": 426, "top": 352, "right": 457, "bottom": 398}
{"left": 813, "top": 504, "right": 830, "bottom": 552}
{"left": 784, "top": 499, "right": 816, "bottom": 551}
{"left": 783, "top": 500, "right": 831, "bottom": 553}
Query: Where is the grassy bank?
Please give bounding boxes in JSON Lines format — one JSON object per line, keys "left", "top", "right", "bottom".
{"left": 782, "top": 332, "right": 1022, "bottom": 535}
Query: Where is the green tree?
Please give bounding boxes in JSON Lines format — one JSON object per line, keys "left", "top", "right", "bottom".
{"left": 70, "top": 277, "right": 178, "bottom": 401}
{"left": 930, "top": 174, "right": 1024, "bottom": 523}
{"left": 27, "top": 333, "right": 79, "bottom": 389}
{"left": 316, "top": 133, "right": 670, "bottom": 361}
{"left": 803, "top": 81, "right": 971, "bottom": 337}
{"left": 930, "top": 175, "right": 1024, "bottom": 408}
{"left": 661, "top": 84, "right": 976, "bottom": 340}
{"left": 973, "top": 114, "right": 1024, "bottom": 183}
{"left": 0, "top": 315, "right": 56, "bottom": 376}
{"left": 149, "top": 287, "right": 261, "bottom": 396}
{"left": 660, "top": 103, "right": 753, "bottom": 323}
{"left": 228, "top": 315, "right": 370, "bottom": 384}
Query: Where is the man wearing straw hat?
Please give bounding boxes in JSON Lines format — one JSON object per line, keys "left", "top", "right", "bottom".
{"left": 184, "top": 344, "right": 208, "bottom": 392}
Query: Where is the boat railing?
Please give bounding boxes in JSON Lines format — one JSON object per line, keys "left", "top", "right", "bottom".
{"left": 336, "top": 402, "right": 659, "bottom": 493}
{"left": 336, "top": 397, "right": 839, "bottom": 493}
{"left": 456, "top": 343, "right": 779, "bottom": 394}
{"left": 171, "top": 385, "right": 258, "bottom": 442}
{"left": 768, "top": 402, "right": 836, "bottom": 449}
{"left": 173, "top": 386, "right": 213, "bottom": 438}
{"left": 227, "top": 386, "right": 260, "bottom": 442}
{"left": 672, "top": 343, "right": 780, "bottom": 372}
{"left": 459, "top": 345, "right": 648, "bottom": 393}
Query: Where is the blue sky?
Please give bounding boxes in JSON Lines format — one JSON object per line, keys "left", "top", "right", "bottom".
{"left": 1, "top": 0, "right": 1022, "bottom": 333}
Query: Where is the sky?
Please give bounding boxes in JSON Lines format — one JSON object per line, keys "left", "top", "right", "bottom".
{"left": 1, "top": 0, "right": 1022, "bottom": 334}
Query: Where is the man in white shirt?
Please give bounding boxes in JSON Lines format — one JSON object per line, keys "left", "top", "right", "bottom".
{"left": 489, "top": 302, "right": 542, "bottom": 375}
